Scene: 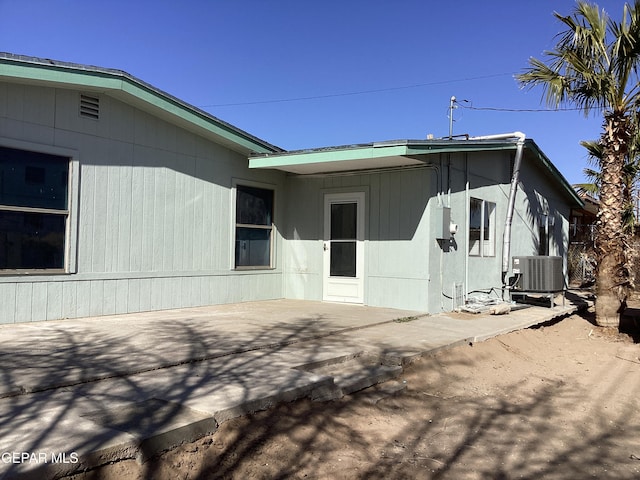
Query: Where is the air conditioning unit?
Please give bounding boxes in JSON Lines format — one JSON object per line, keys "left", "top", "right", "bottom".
{"left": 512, "top": 256, "right": 563, "bottom": 292}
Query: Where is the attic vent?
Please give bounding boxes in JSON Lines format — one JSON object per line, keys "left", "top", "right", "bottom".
{"left": 80, "top": 94, "right": 100, "bottom": 119}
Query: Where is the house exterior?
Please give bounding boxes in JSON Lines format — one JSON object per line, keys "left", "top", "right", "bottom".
{"left": 0, "top": 54, "right": 583, "bottom": 324}
{"left": 0, "top": 53, "right": 288, "bottom": 323}
{"left": 251, "top": 138, "right": 583, "bottom": 311}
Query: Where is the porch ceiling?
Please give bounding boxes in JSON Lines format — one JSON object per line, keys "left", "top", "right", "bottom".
{"left": 248, "top": 140, "right": 513, "bottom": 175}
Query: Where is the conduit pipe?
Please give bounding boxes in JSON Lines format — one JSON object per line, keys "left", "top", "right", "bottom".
{"left": 468, "top": 131, "right": 526, "bottom": 290}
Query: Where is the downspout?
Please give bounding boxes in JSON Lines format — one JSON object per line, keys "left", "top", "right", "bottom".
{"left": 464, "top": 153, "right": 469, "bottom": 303}
{"left": 468, "top": 132, "right": 526, "bottom": 291}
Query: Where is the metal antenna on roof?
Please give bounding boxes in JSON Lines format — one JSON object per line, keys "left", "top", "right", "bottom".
{"left": 448, "top": 96, "right": 456, "bottom": 139}
{"left": 449, "top": 97, "right": 470, "bottom": 138}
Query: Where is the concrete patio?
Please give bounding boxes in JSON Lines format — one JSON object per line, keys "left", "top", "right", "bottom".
{"left": 0, "top": 294, "right": 588, "bottom": 479}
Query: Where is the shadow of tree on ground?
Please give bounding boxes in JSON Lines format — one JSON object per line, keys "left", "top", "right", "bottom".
{"left": 61, "top": 311, "right": 640, "bottom": 480}
{"left": 0, "top": 312, "right": 371, "bottom": 480}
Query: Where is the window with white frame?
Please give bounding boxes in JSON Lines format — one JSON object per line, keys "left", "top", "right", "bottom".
{"left": 235, "top": 184, "right": 274, "bottom": 268}
{"left": 0, "top": 146, "right": 70, "bottom": 271}
{"left": 469, "top": 197, "right": 496, "bottom": 257}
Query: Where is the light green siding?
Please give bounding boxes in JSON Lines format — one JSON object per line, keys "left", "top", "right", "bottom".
{"left": 0, "top": 81, "right": 285, "bottom": 323}
{"left": 283, "top": 167, "right": 434, "bottom": 311}
{"left": 0, "top": 68, "right": 578, "bottom": 322}
{"left": 283, "top": 148, "right": 575, "bottom": 314}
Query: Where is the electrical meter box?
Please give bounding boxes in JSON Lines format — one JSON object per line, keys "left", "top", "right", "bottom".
{"left": 434, "top": 206, "right": 452, "bottom": 239}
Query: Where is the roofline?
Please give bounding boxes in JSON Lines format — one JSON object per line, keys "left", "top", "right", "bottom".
{"left": 250, "top": 138, "right": 584, "bottom": 208}
{"left": 523, "top": 139, "right": 583, "bottom": 208}
{"left": 248, "top": 139, "right": 521, "bottom": 171}
{"left": 0, "top": 52, "right": 283, "bottom": 155}
{"left": 250, "top": 138, "right": 519, "bottom": 161}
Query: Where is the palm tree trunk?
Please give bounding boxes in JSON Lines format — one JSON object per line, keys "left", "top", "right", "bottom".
{"left": 594, "top": 114, "right": 631, "bottom": 327}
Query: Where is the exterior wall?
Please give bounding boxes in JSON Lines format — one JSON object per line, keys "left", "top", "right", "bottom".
{"left": 509, "top": 152, "right": 572, "bottom": 263}
{"left": 0, "top": 81, "right": 286, "bottom": 323}
{"left": 418, "top": 150, "right": 510, "bottom": 311}
{"left": 282, "top": 149, "right": 575, "bottom": 314}
{"left": 283, "top": 167, "right": 435, "bottom": 311}
{"left": 439, "top": 149, "right": 572, "bottom": 309}
{"left": 0, "top": 80, "right": 577, "bottom": 322}
{"left": 455, "top": 150, "right": 511, "bottom": 302}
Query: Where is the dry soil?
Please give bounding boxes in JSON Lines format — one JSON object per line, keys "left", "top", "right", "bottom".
{"left": 68, "top": 311, "right": 640, "bottom": 480}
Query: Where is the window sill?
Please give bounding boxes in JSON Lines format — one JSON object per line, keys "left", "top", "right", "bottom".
{"left": 234, "top": 266, "right": 276, "bottom": 271}
{"left": 0, "top": 269, "right": 68, "bottom": 276}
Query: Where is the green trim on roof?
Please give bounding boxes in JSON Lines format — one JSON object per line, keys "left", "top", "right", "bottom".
{"left": 249, "top": 141, "right": 517, "bottom": 169}
{"left": 524, "top": 139, "right": 583, "bottom": 208}
{"left": 250, "top": 138, "right": 583, "bottom": 208}
{"left": 1, "top": 62, "right": 122, "bottom": 88}
{"left": 249, "top": 144, "right": 410, "bottom": 169}
{"left": 0, "top": 55, "right": 281, "bottom": 154}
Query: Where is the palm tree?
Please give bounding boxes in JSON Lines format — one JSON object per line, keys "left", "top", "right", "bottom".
{"left": 581, "top": 137, "right": 640, "bottom": 232}
{"left": 518, "top": 1, "right": 640, "bottom": 327}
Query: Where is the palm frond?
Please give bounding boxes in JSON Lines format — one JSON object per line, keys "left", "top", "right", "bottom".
{"left": 519, "top": 1, "right": 640, "bottom": 115}
{"left": 574, "top": 181, "right": 600, "bottom": 195}
{"left": 582, "top": 168, "right": 602, "bottom": 185}
{"left": 580, "top": 139, "right": 604, "bottom": 160}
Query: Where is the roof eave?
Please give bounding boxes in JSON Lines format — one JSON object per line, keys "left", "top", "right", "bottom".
{"left": 250, "top": 138, "right": 584, "bottom": 208}
{"left": 249, "top": 140, "right": 518, "bottom": 174}
{"left": 523, "top": 139, "right": 584, "bottom": 209}
{"left": 0, "top": 53, "right": 282, "bottom": 155}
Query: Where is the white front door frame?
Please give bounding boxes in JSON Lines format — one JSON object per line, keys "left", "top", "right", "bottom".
{"left": 322, "top": 192, "right": 365, "bottom": 303}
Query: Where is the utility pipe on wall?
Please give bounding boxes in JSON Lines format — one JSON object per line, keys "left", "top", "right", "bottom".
{"left": 468, "top": 132, "right": 526, "bottom": 289}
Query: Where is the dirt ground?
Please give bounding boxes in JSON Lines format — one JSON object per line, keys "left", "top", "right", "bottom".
{"left": 70, "top": 311, "right": 640, "bottom": 480}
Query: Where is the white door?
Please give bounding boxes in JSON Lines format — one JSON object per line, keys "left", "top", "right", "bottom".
{"left": 323, "top": 192, "right": 365, "bottom": 303}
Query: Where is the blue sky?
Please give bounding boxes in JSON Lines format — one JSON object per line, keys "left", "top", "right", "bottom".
{"left": 0, "top": 0, "right": 629, "bottom": 185}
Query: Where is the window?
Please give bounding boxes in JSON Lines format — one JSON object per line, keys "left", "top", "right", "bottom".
{"left": 0, "top": 146, "right": 70, "bottom": 271}
{"left": 330, "top": 202, "right": 357, "bottom": 277}
{"left": 538, "top": 214, "right": 553, "bottom": 256}
{"left": 235, "top": 185, "right": 274, "bottom": 268}
{"left": 469, "top": 197, "right": 495, "bottom": 257}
